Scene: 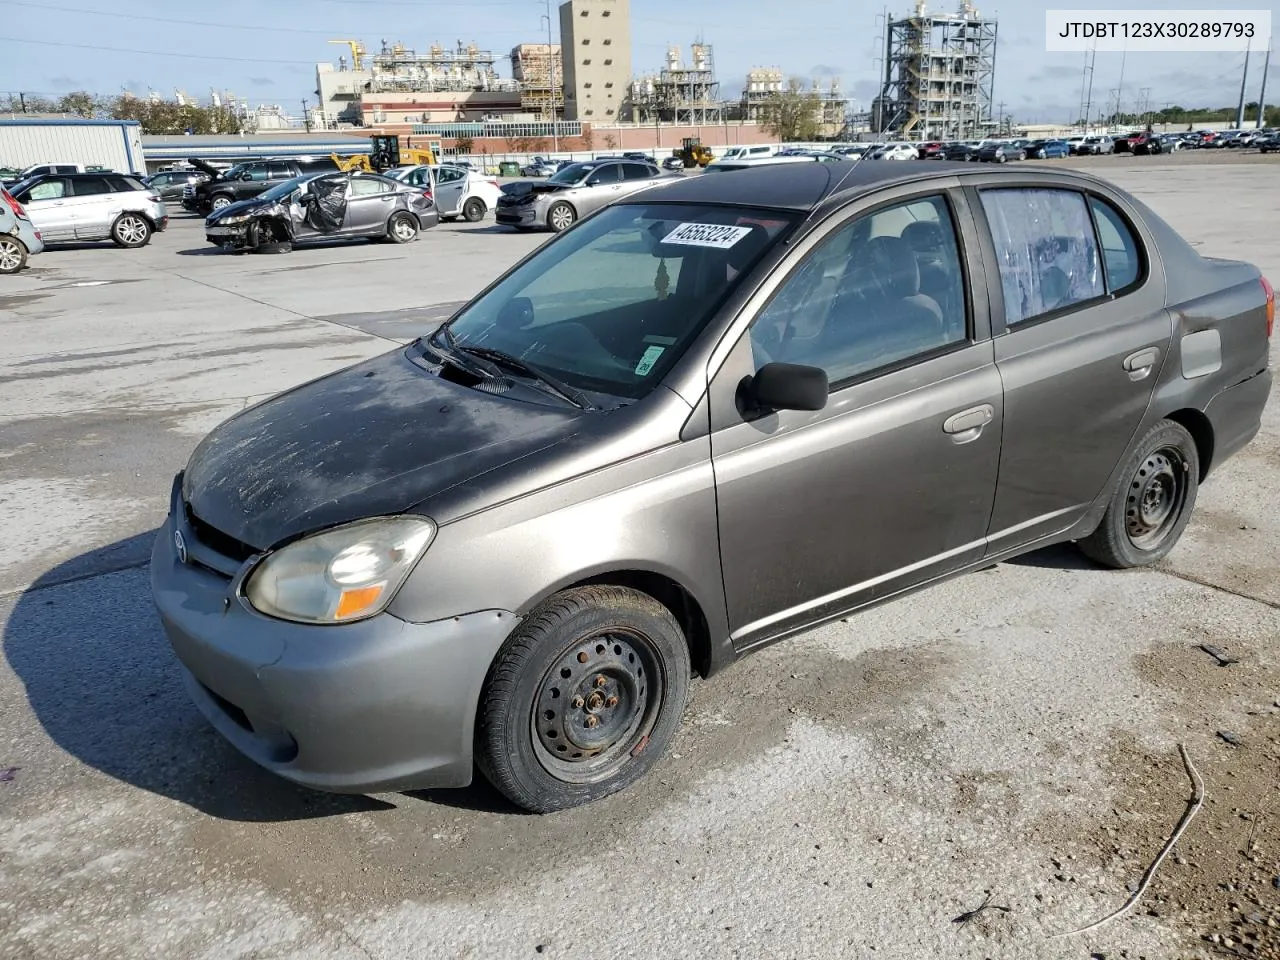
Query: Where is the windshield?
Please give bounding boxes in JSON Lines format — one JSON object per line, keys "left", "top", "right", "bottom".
{"left": 547, "top": 162, "right": 591, "bottom": 184}
{"left": 437, "top": 202, "right": 797, "bottom": 400}
{"left": 255, "top": 174, "right": 319, "bottom": 202}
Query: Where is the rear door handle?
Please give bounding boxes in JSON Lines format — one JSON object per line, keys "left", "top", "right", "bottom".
{"left": 1124, "top": 347, "right": 1160, "bottom": 380}
{"left": 942, "top": 404, "right": 994, "bottom": 441}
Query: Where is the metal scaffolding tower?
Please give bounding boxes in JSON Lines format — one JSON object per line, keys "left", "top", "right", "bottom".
{"left": 875, "top": 0, "right": 997, "bottom": 140}
{"left": 630, "top": 42, "right": 723, "bottom": 124}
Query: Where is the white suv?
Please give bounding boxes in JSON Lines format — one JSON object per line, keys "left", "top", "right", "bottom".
{"left": 8, "top": 172, "right": 168, "bottom": 247}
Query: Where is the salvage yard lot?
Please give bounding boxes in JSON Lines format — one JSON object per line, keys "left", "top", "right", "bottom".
{"left": 2, "top": 154, "right": 1278, "bottom": 959}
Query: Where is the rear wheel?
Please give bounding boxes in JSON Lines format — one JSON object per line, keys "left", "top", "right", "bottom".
{"left": 476, "top": 585, "right": 691, "bottom": 813}
{"left": 462, "top": 197, "right": 486, "bottom": 222}
{"left": 547, "top": 201, "right": 576, "bottom": 233}
{"left": 111, "top": 213, "right": 151, "bottom": 248}
{"left": 1078, "top": 420, "right": 1199, "bottom": 568}
{"left": 0, "top": 235, "right": 28, "bottom": 274}
{"left": 387, "top": 212, "right": 418, "bottom": 244}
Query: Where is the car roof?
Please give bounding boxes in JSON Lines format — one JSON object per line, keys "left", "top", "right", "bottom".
{"left": 627, "top": 160, "right": 1127, "bottom": 213}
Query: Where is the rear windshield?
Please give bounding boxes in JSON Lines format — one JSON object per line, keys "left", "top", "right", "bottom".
{"left": 438, "top": 202, "right": 798, "bottom": 400}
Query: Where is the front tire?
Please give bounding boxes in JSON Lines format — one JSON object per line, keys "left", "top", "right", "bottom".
{"left": 1078, "top": 420, "right": 1199, "bottom": 569}
{"left": 547, "top": 201, "right": 576, "bottom": 233}
{"left": 476, "top": 585, "right": 691, "bottom": 813}
{"left": 210, "top": 194, "right": 234, "bottom": 211}
{"left": 387, "top": 212, "right": 418, "bottom": 244}
{"left": 111, "top": 213, "right": 151, "bottom": 248}
{"left": 462, "top": 197, "right": 486, "bottom": 222}
{"left": 0, "top": 235, "right": 28, "bottom": 273}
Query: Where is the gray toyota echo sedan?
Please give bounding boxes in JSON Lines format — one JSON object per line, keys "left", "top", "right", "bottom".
{"left": 153, "top": 161, "right": 1273, "bottom": 812}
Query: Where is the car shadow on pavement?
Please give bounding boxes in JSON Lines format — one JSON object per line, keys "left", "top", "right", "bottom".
{"left": 1003, "top": 542, "right": 1100, "bottom": 570}
{"left": 3, "top": 531, "right": 394, "bottom": 822}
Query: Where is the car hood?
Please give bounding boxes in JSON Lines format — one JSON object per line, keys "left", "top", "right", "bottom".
{"left": 205, "top": 194, "right": 284, "bottom": 223}
{"left": 181, "top": 348, "right": 582, "bottom": 550}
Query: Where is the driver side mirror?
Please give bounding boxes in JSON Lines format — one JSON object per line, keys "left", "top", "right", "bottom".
{"left": 741, "top": 362, "right": 828, "bottom": 414}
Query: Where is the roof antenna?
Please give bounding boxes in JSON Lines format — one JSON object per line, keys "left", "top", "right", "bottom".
{"left": 798, "top": 148, "right": 871, "bottom": 230}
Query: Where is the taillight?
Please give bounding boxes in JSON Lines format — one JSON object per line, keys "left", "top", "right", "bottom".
{"left": 1, "top": 189, "right": 24, "bottom": 218}
{"left": 1262, "top": 276, "right": 1275, "bottom": 338}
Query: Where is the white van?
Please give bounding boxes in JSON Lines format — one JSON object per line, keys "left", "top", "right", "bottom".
{"left": 712, "top": 145, "right": 774, "bottom": 165}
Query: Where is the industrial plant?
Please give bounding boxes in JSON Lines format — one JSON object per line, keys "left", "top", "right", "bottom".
{"left": 873, "top": 0, "right": 998, "bottom": 140}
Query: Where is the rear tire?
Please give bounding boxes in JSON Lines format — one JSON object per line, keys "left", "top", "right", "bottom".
{"left": 462, "top": 197, "right": 486, "bottom": 222}
{"left": 387, "top": 212, "right": 418, "bottom": 244}
{"left": 1078, "top": 420, "right": 1199, "bottom": 569}
{"left": 0, "top": 235, "right": 28, "bottom": 274}
{"left": 111, "top": 213, "right": 151, "bottom": 248}
{"left": 475, "top": 585, "right": 691, "bottom": 813}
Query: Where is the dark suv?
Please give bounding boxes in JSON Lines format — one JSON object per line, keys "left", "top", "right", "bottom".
{"left": 183, "top": 157, "right": 340, "bottom": 213}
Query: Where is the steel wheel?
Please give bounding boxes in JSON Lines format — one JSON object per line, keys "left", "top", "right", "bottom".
{"left": 547, "top": 201, "right": 576, "bottom": 232}
{"left": 1124, "top": 447, "right": 1189, "bottom": 551}
{"left": 0, "top": 236, "right": 27, "bottom": 274}
{"left": 462, "top": 197, "right": 486, "bottom": 222}
{"left": 531, "top": 629, "right": 664, "bottom": 784}
{"left": 112, "top": 214, "right": 151, "bottom": 248}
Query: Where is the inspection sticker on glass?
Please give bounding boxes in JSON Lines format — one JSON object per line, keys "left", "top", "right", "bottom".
{"left": 634, "top": 344, "right": 666, "bottom": 375}
{"left": 661, "top": 223, "right": 753, "bottom": 249}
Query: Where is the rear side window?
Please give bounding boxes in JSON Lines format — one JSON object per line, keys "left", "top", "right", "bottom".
{"left": 109, "top": 175, "right": 145, "bottom": 192}
{"left": 268, "top": 162, "right": 294, "bottom": 180}
{"left": 244, "top": 164, "right": 269, "bottom": 182}
{"left": 72, "top": 177, "right": 114, "bottom": 196}
{"left": 298, "top": 158, "right": 339, "bottom": 173}
{"left": 980, "top": 189, "right": 1104, "bottom": 326}
{"left": 436, "top": 166, "right": 467, "bottom": 184}
{"left": 1088, "top": 197, "right": 1142, "bottom": 292}
{"left": 620, "top": 162, "right": 655, "bottom": 181}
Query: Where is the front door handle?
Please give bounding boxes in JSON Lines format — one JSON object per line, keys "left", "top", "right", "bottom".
{"left": 1124, "top": 347, "right": 1160, "bottom": 381}
{"left": 942, "top": 404, "right": 994, "bottom": 442}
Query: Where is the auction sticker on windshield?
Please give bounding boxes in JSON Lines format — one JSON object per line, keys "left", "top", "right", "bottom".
{"left": 662, "top": 223, "right": 753, "bottom": 248}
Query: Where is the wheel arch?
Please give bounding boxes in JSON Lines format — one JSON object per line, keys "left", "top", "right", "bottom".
{"left": 1163, "top": 407, "right": 1215, "bottom": 481}
{"left": 545, "top": 198, "right": 577, "bottom": 225}
{"left": 521, "top": 568, "right": 716, "bottom": 679}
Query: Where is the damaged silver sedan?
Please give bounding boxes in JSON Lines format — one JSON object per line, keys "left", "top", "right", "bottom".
{"left": 204, "top": 172, "right": 438, "bottom": 253}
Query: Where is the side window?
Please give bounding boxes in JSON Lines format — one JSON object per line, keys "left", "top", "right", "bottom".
{"left": 54, "top": 165, "right": 79, "bottom": 174}
{"left": 436, "top": 167, "right": 466, "bottom": 184}
{"left": 749, "top": 195, "right": 969, "bottom": 384}
{"left": 980, "top": 188, "right": 1104, "bottom": 326}
{"left": 348, "top": 177, "right": 390, "bottom": 196}
{"left": 245, "top": 164, "right": 269, "bottom": 182}
{"left": 70, "top": 177, "right": 113, "bottom": 196}
{"left": 1089, "top": 197, "right": 1142, "bottom": 292}
{"left": 586, "top": 164, "right": 620, "bottom": 185}
{"left": 620, "top": 162, "right": 654, "bottom": 181}
{"left": 268, "top": 162, "right": 293, "bottom": 180}
{"left": 109, "top": 175, "right": 143, "bottom": 192}
{"left": 25, "top": 179, "right": 67, "bottom": 201}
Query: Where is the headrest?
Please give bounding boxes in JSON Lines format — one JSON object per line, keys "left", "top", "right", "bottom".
{"left": 847, "top": 235, "right": 921, "bottom": 300}
{"left": 901, "top": 220, "right": 946, "bottom": 256}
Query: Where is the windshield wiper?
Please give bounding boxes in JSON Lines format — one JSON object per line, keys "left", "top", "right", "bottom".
{"left": 455, "top": 343, "right": 595, "bottom": 410}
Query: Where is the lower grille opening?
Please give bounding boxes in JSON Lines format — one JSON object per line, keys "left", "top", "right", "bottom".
{"left": 200, "top": 682, "right": 299, "bottom": 763}
{"left": 184, "top": 503, "right": 256, "bottom": 565}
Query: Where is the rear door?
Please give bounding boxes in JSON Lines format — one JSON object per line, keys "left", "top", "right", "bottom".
{"left": 619, "top": 162, "right": 661, "bottom": 198}
{"left": 973, "top": 182, "right": 1171, "bottom": 554}
{"left": 343, "top": 176, "right": 397, "bottom": 233}
{"left": 432, "top": 166, "right": 468, "bottom": 216}
{"left": 68, "top": 175, "right": 120, "bottom": 238}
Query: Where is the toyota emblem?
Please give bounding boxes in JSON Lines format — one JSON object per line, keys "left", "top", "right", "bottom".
{"left": 174, "top": 529, "right": 188, "bottom": 565}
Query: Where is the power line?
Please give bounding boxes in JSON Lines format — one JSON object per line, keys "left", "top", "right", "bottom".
{"left": 4, "top": 0, "right": 360, "bottom": 35}
{"left": 0, "top": 35, "right": 317, "bottom": 64}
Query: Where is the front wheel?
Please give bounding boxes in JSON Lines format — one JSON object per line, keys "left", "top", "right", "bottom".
{"left": 210, "top": 195, "right": 234, "bottom": 211}
{"left": 462, "top": 197, "right": 486, "bottom": 222}
{"left": 475, "top": 585, "right": 691, "bottom": 813}
{"left": 387, "top": 212, "right": 418, "bottom": 244}
{"left": 1078, "top": 420, "right": 1199, "bottom": 569}
{"left": 111, "top": 213, "right": 151, "bottom": 248}
{"left": 547, "top": 201, "right": 576, "bottom": 233}
{"left": 0, "top": 235, "right": 28, "bottom": 273}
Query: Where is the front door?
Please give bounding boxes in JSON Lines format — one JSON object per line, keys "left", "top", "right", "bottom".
{"left": 17, "top": 178, "right": 76, "bottom": 239}
{"left": 973, "top": 185, "right": 1172, "bottom": 553}
{"left": 343, "top": 176, "right": 397, "bottom": 233}
{"left": 711, "top": 190, "right": 1003, "bottom": 649}
{"left": 432, "top": 166, "right": 468, "bottom": 216}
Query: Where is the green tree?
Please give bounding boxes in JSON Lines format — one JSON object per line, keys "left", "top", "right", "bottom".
{"left": 1, "top": 93, "right": 57, "bottom": 114}
{"left": 56, "top": 91, "right": 103, "bottom": 118}
{"left": 758, "top": 78, "right": 822, "bottom": 142}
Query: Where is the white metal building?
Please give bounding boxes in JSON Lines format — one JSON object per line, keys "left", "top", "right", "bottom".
{"left": 0, "top": 119, "right": 146, "bottom": 174}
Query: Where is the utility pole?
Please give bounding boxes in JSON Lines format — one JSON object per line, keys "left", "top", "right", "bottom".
{"left": 1116, "top": 42, "right": 1127, "bottom": 124}
{"left": 301, "top": 99, "right": 312, "bottom": 132}
{"left": 541, "top": 0, "right": 559, "bottom": 153}
{"left": 1139, "top": 87, "right": 1151, "bottom": 128}
{"left": 1083, "top": 42, "right": 1096, "bottom": 130}
{"left": 1257, "top": 40, "right": 1272, "bottom": 129}
{"left": 18, "top": 91, "right": 26, "bottom": 113}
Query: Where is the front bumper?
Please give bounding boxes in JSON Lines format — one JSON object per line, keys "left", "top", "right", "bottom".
{"left": 150, "top": 498, "right": 519, "bottom": 794}
{"left": 495, "top": 203, "right": 541, "bottom": 226}
{"left": 205, "top": 224, "right": 249, "bottom": 248}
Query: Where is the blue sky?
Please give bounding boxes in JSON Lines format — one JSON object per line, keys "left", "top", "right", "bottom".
{"left": 1, "top": 0, "right": 1277, "bottom": 122}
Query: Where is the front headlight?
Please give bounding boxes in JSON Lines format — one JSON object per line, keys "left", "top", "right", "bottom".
{"left": 218, "top": 214, "right": 249, "bottom": 225}
{"left": 244, "top": 516, "right": 436, "bottom": 624}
